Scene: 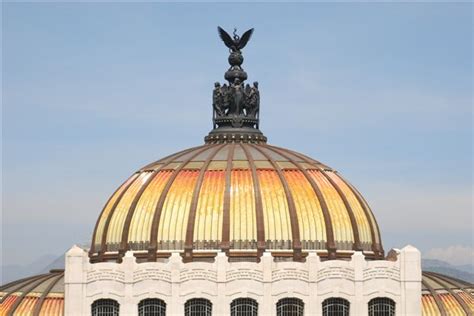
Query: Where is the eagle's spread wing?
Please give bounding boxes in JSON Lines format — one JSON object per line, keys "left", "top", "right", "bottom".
{"left": 218, "top": 26, "right": 235, "bottom": 49}
{"left": 238, "top": 28, "right": 254, "bottom": 50}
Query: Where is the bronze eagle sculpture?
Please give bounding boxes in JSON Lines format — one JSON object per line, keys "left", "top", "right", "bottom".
{"left": 218, "top": 26, "right": 254, "bottom": 52}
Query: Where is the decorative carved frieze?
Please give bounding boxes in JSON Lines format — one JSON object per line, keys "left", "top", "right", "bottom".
{"left": 87, "top": 270, "right": 125, "bottom": 283}
{"left": 226, "top": 269, "right": 263, "bottom": 282}
{"left": 180, "top": 269, "right": 217, "bottom": 282}
{"left": 363, "top": 267, "right": 400, "bottom": 281}
{"left": 272, "top": 269, "right": 309, "bottom": 282}
{"left": 317, "top": 267, "right": 355, "bottom": 281}
{"left": 133, "top": 269, "right": 171, "bottom": 283}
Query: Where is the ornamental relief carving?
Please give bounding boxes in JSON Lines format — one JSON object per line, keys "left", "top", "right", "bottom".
{"left": 317, "top": 267, "right": 354, "bottom": 281}
{"left": 87, "top": 270, "right": 125, "bottom": 283}
{"left": 133, "top": 269, "right": 171, "bottom": 283}
{"left": 272, "top": 269, "right": 309, "bottom": 282}
{"left": 180, "top": 269, "right": 217, "bottom": 282}
{"left": 226, "top": 269, "right": 263, "bottom": 282}
{"left": 363, "top": 267, "right": 400, "bottom": 281}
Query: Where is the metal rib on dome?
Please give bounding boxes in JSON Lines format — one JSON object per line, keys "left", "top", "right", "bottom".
{"left": 421, "top": 271, "right": 474, "bottom": 316}
{"left": 0, "top": 270, "right": 64, "bottom": 316}
{"left": 89, "top": 143, "right": 383, "bottom": 263}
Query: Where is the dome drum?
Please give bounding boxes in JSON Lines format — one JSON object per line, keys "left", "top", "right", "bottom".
{"left": 89, "top": 142, "right": 384, "bottom": 263}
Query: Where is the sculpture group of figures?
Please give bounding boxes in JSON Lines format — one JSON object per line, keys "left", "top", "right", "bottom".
{"left": 213, "top": 79, "right": 260, "bottom": 120}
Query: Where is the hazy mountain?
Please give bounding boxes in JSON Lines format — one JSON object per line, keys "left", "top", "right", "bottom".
{"left": 40, "top": 254, "right": 65, "bottom": 273}
{"left": 422, "top": 258, "right": 474, "bottom": 283}
{"left": 1, "top": 254, "right": 58, "bottom": 284}
{"left": 1, "top": 243, "right": 88, "bottom": 285}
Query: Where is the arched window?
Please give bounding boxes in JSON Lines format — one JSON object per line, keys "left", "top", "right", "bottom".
{"left": 91, "top": 299, "right": 119, "bottom": 316}
{"left": 185, "top": 298, "right": 212, "bottom": 316}
{"left": 368, "top": 297, "right": 395, "bottom": 316}
{"left": 322, "top": 298, "right": 350, "bottom": 316}
{"left": 277, "top": 297, "right": 304, "bottom": 316}
{"left": 231, "top": 298, "right": 258, "bottom": 316}
{"left": 138, "top": 298, "right": 166, "bottom": 316}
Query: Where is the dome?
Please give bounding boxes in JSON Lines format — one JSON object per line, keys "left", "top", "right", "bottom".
{"left": 422, "top": 271, "right": 474, "bottom": 315}
{"left": 0, "top": 270, "right": 64, "bottom": 315}
{"left": 89, "top": 142, "right": 383, "bottom": 263}
{"left": 88, "top": 27, "right": 383, "bottom": 263}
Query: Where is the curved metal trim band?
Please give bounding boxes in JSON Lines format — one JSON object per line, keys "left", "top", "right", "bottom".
{"left": 424, "top": 271, "right": 472, "bottom": 314}
{"left": 6, "top": 273, "right": 58, "bottom": 316}
{"left": 336, "top": 173, "right": 384, "bottom": 257}
{"left": 421, "top": 277, "right": 448, "bottom": 316}
{"left": 250, "top": 144, "right": 302, "bottom": 261}
{"left": 32, "top": 272, "right": 64, "bottom": 316}
{"left": 148, "top": 145, "right": 217, "bottom": 261}
{"left": 220, "top": 143, "right": 236, "bottom": 252}
{"left": 90, "top": 147, "right": 201, "bottom": 256}
{"left": 98, "top": 173, "right": 140, "bottom": 256}
{"left": 118, "top": 146, "right": 204, "bottom": 257}
{"left": 89, "top": 180, "right": 130, "bottom": 256}
{"left": 319, "top": 172, "right": 361, "bottom": 251}
{"left": 183, "top": 144, "right": 227, "bottom": 261}
{"left": 240, "top": 143, "right": 266, "bottom": 258}
{"left": 277, "top": 147, "right": 361, "bottom": 253}
{"left": 0, "top": 273, "right": 49, "bottom": 304}
{"left": 265, "top": 144, "right": 337, "bottom": 258}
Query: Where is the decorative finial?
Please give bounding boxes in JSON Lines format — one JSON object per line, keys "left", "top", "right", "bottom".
{"left": 218, "top": 26, "right": 254, "bottom": 53}
{"left": 205, "top": 27, "right": 266, "bottom": 144}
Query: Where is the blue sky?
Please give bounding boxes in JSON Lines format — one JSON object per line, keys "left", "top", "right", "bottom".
{"left": 2, "top": 3, "right": 472, "bottom": 274}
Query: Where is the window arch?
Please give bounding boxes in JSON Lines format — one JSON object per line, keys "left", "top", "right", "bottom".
{"left": 368, "top": 297, "right": 395, "bottom": 316}
{"left": 322, "top": 298, "right": 350, "bottom": 316}
{"left": 231, "top": 298, "right": 258, "bottom": 316}
{"left": 138, "top": 298, "right": 166, "bottom": 316}
{"left": 277, "top": 297, "right": 304, "bottom": 316}
{"left": 185, "top": 298, "right": 212, "bottom": 316}
{"left": 91, "top": 299, "right": 119, "bottom": 316}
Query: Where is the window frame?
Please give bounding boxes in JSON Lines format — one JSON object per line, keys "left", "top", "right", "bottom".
{"left": 322, "top": 297, "right": 350, "bottom": 316}
{"left": 184, "top": 298, "right": 213, "bottom": 316}
{"left": 138, "top": 298, "right": 167, "bottom": 316}
{"left": 368, "top": 297, "right": 396, "bottom": 316}
{"left": 91, "top": 298, "right": 120, "bottom": 316}
{"left": 230, "top": 297, "right": 259, "bottom": 316}
{"left": 276, "top": 297, "right": 305, "bottom": 316}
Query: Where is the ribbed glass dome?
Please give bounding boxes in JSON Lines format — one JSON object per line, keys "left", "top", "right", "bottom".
{"left": 89, "top": 142, "right": 383, "bottom": 263}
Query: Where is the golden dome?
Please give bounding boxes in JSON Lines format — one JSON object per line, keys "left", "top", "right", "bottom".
{"left": 89, "top": 142, "right": 383, "bottom": 262}
{"left": 0, "top": 270, "right": 64, "bottom": 316}
{"left": 422, "top": 271, "right": 474, "bottom": 315}
{"left": 89, "top": 28, "right": 383, "bottom": 263}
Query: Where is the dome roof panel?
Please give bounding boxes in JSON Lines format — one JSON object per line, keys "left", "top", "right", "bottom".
{"left": 422, "top": 271, "right": 473, "bottom": 315}
{"left": 213, "top": 145, "right": 231, "bottom": 161}
{"left": 232, "top": 144, "right": 247, "bottom": 161}
{"left": 194, "top": 169, "right": 226, "bottom": 244}
{"left": 229, "top": 169, "right": 257, "bottom": 247}
{"left": 283, "top": 169, "right": 326, "bottom": 244}
{"left": 127, "top": 170, "right": 174, "bottom": 249}
{"left": 0, "top": 270, "right": 64, "bottom": 316}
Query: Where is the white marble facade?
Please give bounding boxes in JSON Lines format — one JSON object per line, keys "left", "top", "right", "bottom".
{"left": 65, "top": 246, "right": 421, "bottom": 315}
